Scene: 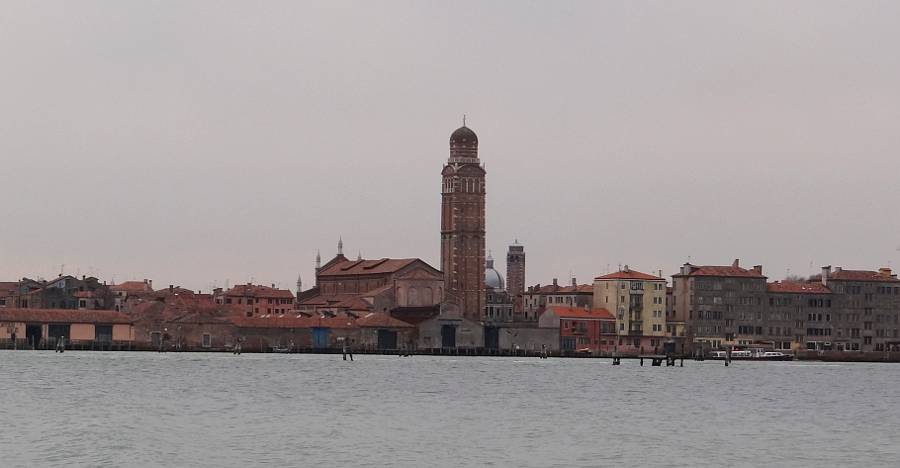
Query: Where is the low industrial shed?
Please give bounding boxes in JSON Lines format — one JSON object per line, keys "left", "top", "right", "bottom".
{"left": 0, "top": 308, "right": 134, "bottom": 349}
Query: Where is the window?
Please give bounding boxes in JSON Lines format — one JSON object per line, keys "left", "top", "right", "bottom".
{"left": 202, "top": 334, "right": 212, "bottom": 348}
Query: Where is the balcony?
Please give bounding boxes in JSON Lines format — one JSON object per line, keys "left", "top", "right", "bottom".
{"left": 629, "top": 325, "right": 644, "bottom": 334}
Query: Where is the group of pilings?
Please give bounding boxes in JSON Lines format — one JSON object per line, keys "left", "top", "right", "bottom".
{"left": 612, "top": 354, "right": 685, "bottom": 367}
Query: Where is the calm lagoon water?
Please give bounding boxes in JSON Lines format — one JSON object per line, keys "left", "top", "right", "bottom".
{"left": 1, "top": 351, "right": 899, "bottom": 467}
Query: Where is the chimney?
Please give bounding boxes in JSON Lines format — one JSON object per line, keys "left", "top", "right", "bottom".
{"left": 879, "top": 267, "right": 892, "bottom": 278}
{"left": 571, "top": 277, "right": 577, "bottom": 287}
{"left": 623, "top": 265, "right": 630, "bottom": 273}
{"left": 148, "top": 279, "right": 153, "bottom": 289}
{"left": 169, "top": 285, "right": 174, "bottom": 292}
{"left": 82, "top": 275, "right": 86, "bottom": 280}
{"left": 821, "top": 266, "right": 831, "bottom": 287}
{"left": 681, "top": 263, "right": 692, "bottom": 276}
{"left": 732, "top": 259, "right": 740, "bottom": 268}
{"left": 658, "top": 269, "right": 663, "bottom": 278}
{"left": 271, "top": 283, "right": 276, "bottom": 288}
{"left": 834, "top": 267, "right": 842, "bottom": 274}
{"left": 552, "top": 278, "right": 558, "bottom": 287}
{"left": 752, "top": 265, "right": 763, "bottom": 275}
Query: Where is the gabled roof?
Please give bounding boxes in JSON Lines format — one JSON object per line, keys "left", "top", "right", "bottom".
{"left": 528, "top": 283, "right": 593, "bottom": 295}
{"left": 317, "top": 257, "right": 437, "bottom": 277}
{"left": 356, "top": 312, "right": 414, "bottom": 328}
{"left": 0, "top": 309, "right": 132, "bottom": 324}
{"left": 815, "top": 269, "right": 900, "bottom": 283}
{"left": 674, "top": 264, "right": 766, "bottom": 279}
{"left": 595, "top": 269, "right": 664, "bottom": 281}
{"left": 767, "top": 281, "right": 832, "bottom": 294}
{"left": 111, "top": 281, "right": 153, "bottom": 293}
{"left": 546, "top": 306, "right": 615, "bottom": 320}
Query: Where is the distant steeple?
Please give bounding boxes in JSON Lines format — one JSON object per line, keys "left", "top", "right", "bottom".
{"left": 357, "top": 251, "right": 362, "bottom": 261}
{"left": 315, "top": 250, "right": 321, "bottom": 270}
{"left": 296, "top": 274, "right": 302, "bottom": 294}
{"left": 338, "top": 237, "right": 343, "bottom": 256}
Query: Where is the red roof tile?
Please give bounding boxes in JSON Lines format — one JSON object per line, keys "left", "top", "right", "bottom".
{"left": 595, "top": 269, "right": 663, "bottom": 281}
{"left": 818, "top": 269, "right": 900, "bottom": 283}
{"left": 111, "top": 281, "right": 154, "bottom": 293}
{"left": 767, "top": 281, "right": 832, "bottom": 294}
{"left": 529, "top": 283, "right": 593, "bottom": 295}
{"left": 0, "top": 309, "right": 132, "bottom": 324}
{"left": 317, "top": 258, "right": 427, "bottom": 277}
{"left": 547, "top": 306, "right": 615, "bottom": 320}
{"left": 356, "top": 312, "right": 414, "bottom": 328}
{"left": 675, "top": 265, "right": 766, "bottom": 278}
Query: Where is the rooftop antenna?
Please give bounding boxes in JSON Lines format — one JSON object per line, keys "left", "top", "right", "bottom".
{"left": 463, "top": 114, "right": 467, "bottom": 126}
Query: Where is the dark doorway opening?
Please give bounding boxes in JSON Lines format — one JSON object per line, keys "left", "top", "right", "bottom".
{"left": 26, "top": 324, "right": 42, "bottom": 349}
{"left": 377, "top": 329, "right": 398, "bottom": 350}
{"left": 95, "top": 325, "right": 113, "bottom": 343}
{"left": 484, "top": 326, "right": 500, "bottom": 350}
{"left": 441, "top": 325, "right": 456, "bottom": 348}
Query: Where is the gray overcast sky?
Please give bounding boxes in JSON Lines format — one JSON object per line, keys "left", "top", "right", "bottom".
{"left": 2, "top": 1, "right": 900, "bottom": 291}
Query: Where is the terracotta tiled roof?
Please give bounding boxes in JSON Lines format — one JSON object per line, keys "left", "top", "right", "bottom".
{"left": 229, "top": 315, "right": 311, "bottom": 328}
{"left": 0, "top": 308, "right": 132, "bottom": 324}
{"left": 317, "top": 258, "right": 422, "bottom": 277}
{"left": 332, "top": 296, "right": 373, "bottom": 311}
{"left": 230, "top": 315, "right": 359, "bottom": 329}
{"left": 595, "top": 269, "right": 663, "bottom": 281}
{"left": 814, "top": 269, "right": 900, "bottom": 283}
{"left": 547, "top": 306, "right": 615, "bottom": 320}
{"left": 530, "top": 283, "right": 593, "bottom": 295}
{"left": 299, "top": 294, "right": 361, "bottom": 307}
{"left": 111, "top": 281, "right": 153, "bottom": 293}
{"left": 675, "top": 265, "right": 766, "bottom": 278}
{"left": 767, "top": 281, "right": 832, "bottom": 294}
{"left": 225, "top": 284, "right": 296, "bottom": 299}
{"left": 356, "top": 312, "right": 414, "bottom": 328}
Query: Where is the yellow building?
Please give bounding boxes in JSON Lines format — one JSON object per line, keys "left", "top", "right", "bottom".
{"left": 593, "top": 266, "right": 667, "bottom": 354}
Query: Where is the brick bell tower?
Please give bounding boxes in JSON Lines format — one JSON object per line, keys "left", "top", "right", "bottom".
{"left": 441, "top": 120, "right": 486, "bottom": 322}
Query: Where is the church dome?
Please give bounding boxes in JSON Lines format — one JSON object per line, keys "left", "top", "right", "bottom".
{"left": 485, "top": 254, "right": 504, "bottom": 290}
{"left": 450, "top": 126, "right": 478, "bottom": 147}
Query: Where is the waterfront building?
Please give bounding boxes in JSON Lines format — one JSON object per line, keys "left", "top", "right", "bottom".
{"left": 594, "top": 266, "right": 667, "bottom": 354}
{"left": 298, "top": 248, "right": 444, "bottom": 316}
{"left": 221, "top": 283, "right": 296, "bottom": 317}
{"left": 440, "top": 124, "right": 486, "bottom": 322}
{"left": 5, "top": 275, "right": 115, "bottom": 310}
{"left": 0, "top": 308, "right": 134, "bottom": 349}
{"left": 811, "top": 266, "right": 900, "bottom": 352}
{"left": 110, "top": 279, "right": 155, "bottom": 311}
{"left": 523, "top": 278, "right": 593, "bottom": 321}
{"left": 538, "top": 305, "right": 616, "bottom": 355}
{"left": 671, "top": 259, "right": 768, "bottom": 351}
{"left": 765, "top": 280, "right": 832, "bottom": 351}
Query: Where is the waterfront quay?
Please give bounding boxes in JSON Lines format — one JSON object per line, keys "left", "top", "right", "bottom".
{"left": 3, "top": 127, "right": 900, "bottom": 361}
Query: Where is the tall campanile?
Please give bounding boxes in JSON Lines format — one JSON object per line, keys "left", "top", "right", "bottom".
{"left": 441, "top": 123, "right": 486, "bottom": 322}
